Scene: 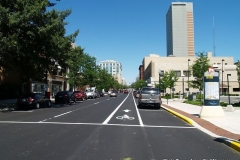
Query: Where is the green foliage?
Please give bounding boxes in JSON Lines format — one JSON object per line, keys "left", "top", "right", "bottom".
{"left": 189, "top": 52, "right": 211, "bottom": 91}
{"left": 66, "top": 46, "right": 84, "bottom": 89}
{"left": 155, "top": 70, "right": 178, "bottom": 94}
{"left": 0, "top": 0, "right": 79, "bottom": 82}
{"left": 183, "top": 100, "right": 203, "bottom": 106}
{"left": 134, "top": 80, "right": 146, "bottom": 90}
{"left": 220, "top": 101, "right": 228, "bottom": 107}
{"left": 196, "top": 94, "right": 203, "bottom": 101}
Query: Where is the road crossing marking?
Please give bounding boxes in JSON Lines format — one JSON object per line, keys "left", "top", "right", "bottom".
{"left": 0, "top": 121, "right": 196, "bottom": 128}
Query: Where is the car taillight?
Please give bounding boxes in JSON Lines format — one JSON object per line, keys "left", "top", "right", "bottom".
{"left": 29, "top": 97, "right": 34, "bottom": 102}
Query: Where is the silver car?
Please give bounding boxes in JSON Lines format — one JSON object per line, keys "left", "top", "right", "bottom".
{"left": 110, "top": 90, "right": 118, "bottom": 97}
{"left": 138, "top": 87, "right": 162, "bottom": 108}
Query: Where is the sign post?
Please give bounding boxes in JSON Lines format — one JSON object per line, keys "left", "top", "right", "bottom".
{"left": 200, "top": 67, "right": 225, "bottom": 117}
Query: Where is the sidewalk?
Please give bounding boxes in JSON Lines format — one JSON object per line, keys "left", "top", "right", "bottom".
{"left": 0, "top": 99, "right": 17, "bottom": 111}
{"left": 161, "top": 98, "right": 240, "bottom": 152}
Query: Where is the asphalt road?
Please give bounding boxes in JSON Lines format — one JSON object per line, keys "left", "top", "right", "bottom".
{"left": 0, "top": 92, "right": 240, "bottom": 160}
{"left": 220, "top": 96, "right": 240, "bottom": 104}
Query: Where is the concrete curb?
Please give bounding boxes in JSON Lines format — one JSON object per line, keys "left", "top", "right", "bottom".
{"left": 161, "top": 106, "right": 240, "bottom": 153}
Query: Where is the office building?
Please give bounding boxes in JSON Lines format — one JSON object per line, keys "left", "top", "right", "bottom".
{"left": 166, "top": 2, "right": 194, "bottom": 57}
{"left": 141, "top": 53, "right": 238, "bottom": 95}
{"left": 99, "top": 60, "right": 123, "bottom": 84}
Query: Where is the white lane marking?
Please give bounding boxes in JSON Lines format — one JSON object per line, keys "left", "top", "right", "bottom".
{"left": 0, "top": 121, "right": 196, "bottom": 128}
{"left": 94, "top": 102, "right": 100, "bottom": 104}
{"left": 123, "top": 109, "right": 131, "bottom": 113}
{"left": 12, "top": 110, "right": 34, "bottom": 112}
{"left": 102, "top": 94, "right": 129, "bottom": 124}
{"left": 116, "top": 115, "right": 135, "bottom": 120}
{"left": 54, "top": 111, "right": 72, "bottom": 118}
{"left": 132, "top": 93, "right": 144, "bottom": 126}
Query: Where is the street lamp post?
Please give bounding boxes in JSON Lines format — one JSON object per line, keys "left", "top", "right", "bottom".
{"left": 227, "top": 74, "right": 231, "bottom": 105}
{"left": 188, "top": 59, "right": 190, "bottom": 92}
{"left": 158, "top": 70, "right": 164, "bottom": 95}
{"left": 222, "top": 59, "right": 225, "bottom": 95}
{"left": 181, "top": 74, "right": 185, "bottom": 99}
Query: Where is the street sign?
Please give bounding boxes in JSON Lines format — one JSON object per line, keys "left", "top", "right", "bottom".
{"left": 203, "top": 68, "right": 220, "bottom": 106}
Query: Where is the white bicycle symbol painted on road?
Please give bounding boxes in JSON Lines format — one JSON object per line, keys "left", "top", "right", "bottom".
{"left": 116, "top": 115, "right": 135, "bottom": 121}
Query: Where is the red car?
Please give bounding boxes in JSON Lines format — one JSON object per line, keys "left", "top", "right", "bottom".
{"left": 73, "top": 91, "right": 87, "bottom": 101}
{"left": 124, "top": 89, "right": 129, "bottom": 94}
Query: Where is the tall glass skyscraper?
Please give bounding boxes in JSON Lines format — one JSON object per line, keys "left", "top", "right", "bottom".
{"left": 166, "top": 2, "right": 194, "bottom": 57}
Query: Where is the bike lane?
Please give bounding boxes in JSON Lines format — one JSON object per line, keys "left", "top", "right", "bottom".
{"left": 103, "top": 92, "right": 143, "bottom": 126}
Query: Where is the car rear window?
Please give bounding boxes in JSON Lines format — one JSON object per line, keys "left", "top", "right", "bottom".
{"left": 74, "top": 91, "right": 80, "bottom": 93}
{"left": 56, "top": 91, "right": 66, "bottom": 95}
{"left": 22, "top": 93, "right": 36, "bottom": 98}
{"left": 141, "top": 88, "right": 160, "bottom": 94}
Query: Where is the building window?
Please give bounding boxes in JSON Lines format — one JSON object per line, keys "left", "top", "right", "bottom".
{"left": 174, "top": 70, "right": 181, "bottom": 77}
{"left": 233, "top": 88, "right": 240, "bottom": 92}
{"left": 183, "top": 70, "right": 191, "bottom": 77}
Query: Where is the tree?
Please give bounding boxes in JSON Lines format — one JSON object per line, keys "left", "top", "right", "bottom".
{"left": 155, "top": 70, "right": 178, "bottom": 96}
{"left": 0, "top": 0, "right": 79, "bottom": 82}
{"left": 66, "top": 46, "right": 84, "bottom": 90}
{"left": 96, "top": 68, "right": 117, "bottom": 91}
{"left": 236, "top": 60, "right": 240, "bottom": 90}
{"left": 189, "top": 51, "right": 211, "bottom": 91}
{"left": 77, "top": 53, "right": 97, "bottom": 87}
{"left": 134, "top": 80, "right": 146, "bottom": 90}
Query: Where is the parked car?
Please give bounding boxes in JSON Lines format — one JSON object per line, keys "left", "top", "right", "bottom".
{"left": 85, "top": 90, "right": 96, "bottom": 99}
{"left": 94, "top": 91, "right": 100, "bottom": 98}
{"left": 133, "top": 90, "right": 137, "bottom": 97}
{"left": 138, "top": 87, "right": 162, "bottom": 109}
{"left": 124, "top": 89, "right": 129, "bottom": 94}
{"left": 98, "top": 91, "right": 105, "bottom": 97}
{"left": 135, "top": 90, "right": 140, "bottom": 98}
{"left": 73, "top": 91, "right": 87, "bottom": 101}
{"left": 17, "top": 93, "right": 51, "bottom": 109}
{"left": 55, "top": 91, "right": 76, "bottom": 104}
{"left": 110, "top": 90, "right": 118, "bottom": 97}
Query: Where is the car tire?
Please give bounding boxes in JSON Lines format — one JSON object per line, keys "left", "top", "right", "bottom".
{"left": 36, "top": 103, "right": 40, "bottom": 109}
{"left": 137, "top": 104, "right": 141, "bottom": 109}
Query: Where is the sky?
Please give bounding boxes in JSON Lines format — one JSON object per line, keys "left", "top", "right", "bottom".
{"left": 52, "top": 0, "right": 240, "bottom": 85}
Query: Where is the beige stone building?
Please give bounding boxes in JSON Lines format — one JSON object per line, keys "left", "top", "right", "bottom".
{"left": 142, "top": 52, "right": 239, "bottom": 95}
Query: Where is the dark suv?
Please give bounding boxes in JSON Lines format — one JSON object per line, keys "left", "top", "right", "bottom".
{"left": 55, "top": 91, "right": 76, "bottom": 104}
{"left": 138, "top": 87, "right": 161, "bottom": 109}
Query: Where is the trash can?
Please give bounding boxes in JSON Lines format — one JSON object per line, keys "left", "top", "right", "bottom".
{"left": 188, "top": 94, "right": 193, "bottom": 101}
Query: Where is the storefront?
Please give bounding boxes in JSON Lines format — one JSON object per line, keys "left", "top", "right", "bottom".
{"left": 22, "top": 82, "right": 47, "bottom": 94}
{"left": 51, "top": 81, "right": 63, "bottom": 98}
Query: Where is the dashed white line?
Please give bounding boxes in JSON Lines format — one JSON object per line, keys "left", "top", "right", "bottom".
{"left": 54, "top": 111, "right": 72, "bottom": 118}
